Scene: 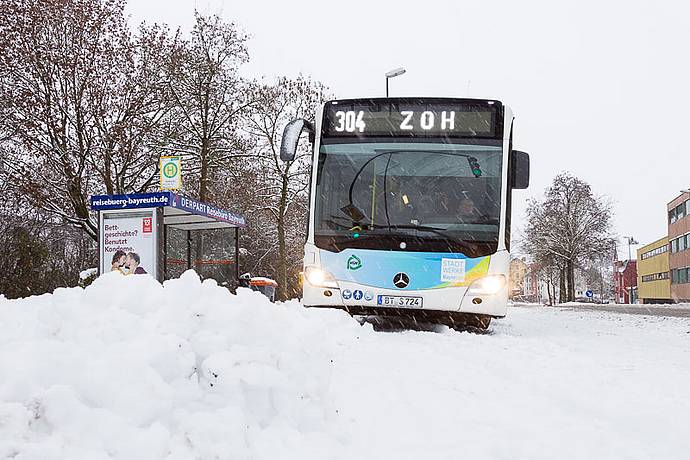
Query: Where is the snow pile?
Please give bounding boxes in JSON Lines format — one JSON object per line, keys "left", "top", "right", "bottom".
{"left": 0, "top": 271, "right": 358, "bottom": 459}
{"left": 1, "top": 273, "right": 690, "bottom": 459}
{"left": 78, "top": 268, "right": 98, "bottom": 281}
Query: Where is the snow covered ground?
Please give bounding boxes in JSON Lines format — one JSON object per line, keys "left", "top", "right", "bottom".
{"left": 554, "top": 300, "right": 690, "bottom": 310}
{"left": 1, "top": 272, "right": 689, "bottom": 459}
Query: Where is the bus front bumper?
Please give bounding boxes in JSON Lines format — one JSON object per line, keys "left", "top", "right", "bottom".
{"left": 302, "top": 282, "right": 508, "bottom": 318}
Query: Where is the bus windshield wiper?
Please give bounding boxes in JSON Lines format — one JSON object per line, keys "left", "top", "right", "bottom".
{"left": 369, "top": 224, "right": 477, "bottom": 250}
{"left": 382, "top": 224, "right": 461, "bottom": 239}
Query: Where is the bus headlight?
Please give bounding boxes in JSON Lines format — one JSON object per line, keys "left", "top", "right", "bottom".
{"left": 466, "top": 275, "right": 506, "bottom": 296}
{"left": 304, "top": 266, "right": 338, "bottom": 288}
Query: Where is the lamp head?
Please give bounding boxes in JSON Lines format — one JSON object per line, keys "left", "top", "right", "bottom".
{"left": 385, "top": 67, "right": 406, "bottom": 78}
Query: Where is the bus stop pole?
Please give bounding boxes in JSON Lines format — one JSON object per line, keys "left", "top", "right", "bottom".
{"left": 97, "top": 210, "right": 102, "bottom": 276}
{"left": 156, "top": 208, "right": 164, "bottom": 282}
{"left": 162, "top": 220, "right": 167, "bottom": 280}
{"left": 235, "top": 227, "right": 240, "bottom": 287}
{"left": 186, "top": 230, "right": 192, "bottom": 271}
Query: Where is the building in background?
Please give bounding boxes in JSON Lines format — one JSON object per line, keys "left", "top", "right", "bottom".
{"left": 522, "top": 263, "right": 558, "bottom": 305}
{"left": 614, "top": 259, "right": 637, "bottom": 304}
{"left": 509, "top": 258, "right": 528, "bottom": 300}
{"left": 636, "top": 236, "right": 672, "bottom": 304}
{"left": 523, "top": 263, "right": 540, "bottom": 302}
{"left": 668, "top": 191, "right": 690, "bottom": 302}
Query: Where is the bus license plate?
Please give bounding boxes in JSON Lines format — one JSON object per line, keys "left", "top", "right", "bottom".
{"left": 377, "top": 295, "right": 423, "bottom": 308}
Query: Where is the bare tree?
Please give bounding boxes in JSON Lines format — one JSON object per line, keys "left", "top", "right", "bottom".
{"left": 581, "top": 260, "right": 614, "bottom": 302}
{"left": 0, "top": 2, "right": 333, "bottom": 298}
{"left": 241, "top": 76, "right": 329, "bottom": 299}
{"left": 0, "top": 0, "right": 176, "bottom": 239}
{"left": 523, "top": 173, "right": 615, "bottom": 302}
{"left": 165, "top": 12, "right": 251, "bottom": 202}
{"left": 0, "top": 211, "right": 96, "bottom": 299}
{"left": 89, "top": 23, "right": 179, "bottom": 197}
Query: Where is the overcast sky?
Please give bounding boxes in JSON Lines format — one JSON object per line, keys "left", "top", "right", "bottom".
{"left": 127, "top": 0, "right": 689, "bottom": 257}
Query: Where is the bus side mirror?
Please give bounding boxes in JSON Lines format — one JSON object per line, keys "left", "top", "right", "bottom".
{"left": 280, "top": 118, "right": 315, "bottom": 162}
{"left": 511, "top": 150, "right": 530, "bottom": 189}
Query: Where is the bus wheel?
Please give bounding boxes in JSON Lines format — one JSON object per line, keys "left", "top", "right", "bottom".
{"left": 449, "top": 313, "right": 492, "bottom": 332}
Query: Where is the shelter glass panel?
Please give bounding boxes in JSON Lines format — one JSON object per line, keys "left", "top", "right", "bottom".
{"left": 189, "top": 228, "right": 237, "bottom": 287}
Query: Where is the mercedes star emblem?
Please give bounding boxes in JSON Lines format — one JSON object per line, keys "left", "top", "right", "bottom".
{"left": 393, "top": 272, "right": 410, "bottom": 289}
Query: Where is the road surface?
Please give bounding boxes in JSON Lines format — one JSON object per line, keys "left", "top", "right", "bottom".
{"left": 518, "top": 302, "right": 690, "bottom": 318}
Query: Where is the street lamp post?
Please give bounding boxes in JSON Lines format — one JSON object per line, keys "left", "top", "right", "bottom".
{"left": 623, "top": 235, "right": 638, "bottom": 303}
{"left": 385, "top": 67, "right": 406, "bottom": 97}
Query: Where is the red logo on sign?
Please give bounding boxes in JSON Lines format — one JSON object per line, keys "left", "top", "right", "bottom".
{"left": 143, "top": 217, "right": 152, "bottom": 234}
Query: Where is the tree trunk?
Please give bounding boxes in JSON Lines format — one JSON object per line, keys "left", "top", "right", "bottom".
{"left": 559, "top": 267, "right": 567, "bottom": 304}
{"left": 544, "top": 280, "right": 549, "bottom": 305}
{"left": 547, "top": 279, "right": 553, "bottom": 306}
{"left": 567, "top": 260, "right": 576, "bottom": 302}
{"left": 199, "top": 138, "right": 209, "bottom": 202}
{"left": 276, "top": 174, "right": 289, "bottom": 300}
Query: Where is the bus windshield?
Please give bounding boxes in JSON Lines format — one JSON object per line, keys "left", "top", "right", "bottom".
{"left": 314, "top": 140, "right": 503, "bottom": 256}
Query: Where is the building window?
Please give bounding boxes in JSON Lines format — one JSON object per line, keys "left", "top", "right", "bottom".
{"left": 669, "top": 234, "right": 690, "bottom": 254}
{"left": 641, "top": 244, "right": 668, "bottom": 260}
{"left": 669, "top": 200, "right": 690, "bottom": 224}
{"left": 641, "top": 272, "right": 670, "bottom": 282}
{"left": 672, "top": 268, "right": 690, "bottom": 284}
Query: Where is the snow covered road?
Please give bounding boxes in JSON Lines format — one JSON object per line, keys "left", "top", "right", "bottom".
{"left": 332, "top": 307, "right": 690, "bottom": 459}
{"left": 551, "top": 302, "right": 690, "bottom": 318}
{"left": 1, "top": 273, "right": 689, "bottom": 459}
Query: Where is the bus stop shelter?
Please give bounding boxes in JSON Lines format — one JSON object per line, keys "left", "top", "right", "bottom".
{"left": 90, "top": 192, "right": 246, "bottom": 286}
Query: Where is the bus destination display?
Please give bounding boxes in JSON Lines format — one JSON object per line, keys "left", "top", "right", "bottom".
{"left": 322, "top": 99, "right": 501, "bottom": 138}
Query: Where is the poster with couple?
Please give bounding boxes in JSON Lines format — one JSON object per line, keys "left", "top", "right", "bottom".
{"left": 100, "top": 210, "right": 156, "bottom": 278}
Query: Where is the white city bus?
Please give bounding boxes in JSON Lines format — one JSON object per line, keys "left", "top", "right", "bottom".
{"left": 281, "top": 98, "right": 529, "bottom": 329}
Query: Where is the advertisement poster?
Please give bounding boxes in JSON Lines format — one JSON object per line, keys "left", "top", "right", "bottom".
{"left": 100, "top": 210, "right": 156, "bottom": 277}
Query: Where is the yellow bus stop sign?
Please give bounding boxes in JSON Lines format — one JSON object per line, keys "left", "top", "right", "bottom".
{"left": 160, "top": 156, "right": 181, "bottom": 190}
